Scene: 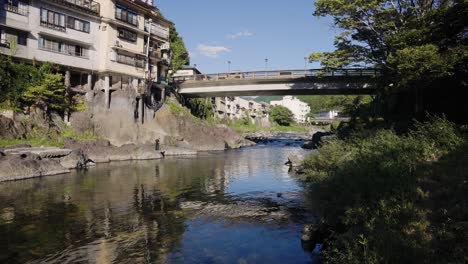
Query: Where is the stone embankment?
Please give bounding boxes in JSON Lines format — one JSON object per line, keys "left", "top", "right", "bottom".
{"left": 0, "top": 139, "right": 200, "bottom": 182}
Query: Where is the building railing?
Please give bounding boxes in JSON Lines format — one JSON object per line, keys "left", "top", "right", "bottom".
{"left": 146, "top": 22, "right": 169, "bottom": 40}
{"left": 116, "top": 55, "right": 144, "bottom": 68}
{"left": 0, "top": 39, "right": 10, "bottom": 48}
{"left": 40, "top": 21, "right": 66, "bottom": 32}
{"left": 46, "top": 0, "right": 100, "bottom": 15}
{"left": 38, "top": 45, "right": 89, "bottom": 58}
{"left": 3, "top": 3, "right": 28, "bottom": 16}
{"left": 174, "top": 68, "right": 382, "bottom": 82}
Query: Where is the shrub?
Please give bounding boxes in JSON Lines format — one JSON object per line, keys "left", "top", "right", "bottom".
{"left": 270, "top": 105, "right": 295, "bottom": 126}
{"left": 301, "top": 116, "right": 465, "bottom": 263}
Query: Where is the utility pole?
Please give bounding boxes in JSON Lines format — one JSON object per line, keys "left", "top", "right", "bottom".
{"left": 227, "top": 60, "right": 231, "bottom": 74}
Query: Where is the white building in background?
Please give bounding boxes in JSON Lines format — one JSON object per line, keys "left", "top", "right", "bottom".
{"left": 270, "top": 96, "right": 310, "bottom": 123}
{"left": 212, "top": 96, "right": 269, "bottom": 123}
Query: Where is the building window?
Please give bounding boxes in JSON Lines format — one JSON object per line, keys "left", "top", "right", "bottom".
{"left": 0, "top": 29, "right": 9, "bottom": 48}
{"left": 67, "top": 16, "right": 90, "bottom": 33}
{"left": 39, "top": 37, "right": 88, "bottom": 58}
{"left": 40, "top": 8, "right": 66, "bottom": 32}
{"left": 117, "top": 28, "right": 137, "bottom": 42}
{"left": 3, "top": 0, "right": 28, "bottom": 16}
{"left": 0, "top": 28, "right": 27, "bottom": 47}
{"left": 16, "top": 32, "right": 27, "bottom": 45}
{"left": 114, "top": 52, "right": 144, "bottom": 68}
{"left": 115, "top": 4, "right": 138, "bottom": 26}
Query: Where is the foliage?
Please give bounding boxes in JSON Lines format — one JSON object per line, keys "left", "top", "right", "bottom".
{"left": 166, "top": 100, "right": 191, "bottom": 117}
{"left": 21, "top": 67, "right": 67, "bottom": 113}
{"left": 0, "top": 126, "right": 98, "bottom": 148}
{"left": 269, "top": 105, "right": 295, "bottom": 126}
{"left": 310, "top": 0, "right": 468, "bottom": 123}
{"left": 0, "top": 56, "right": 79, "bottom": 116}
{"left": 301, "top": 116, "right": 466, "bottom": 263}
{"left": 185, "top": 98, "right": 215, "bottom": 121}
{"left": 169, "top": 25, "right": 190, "bottom": 72}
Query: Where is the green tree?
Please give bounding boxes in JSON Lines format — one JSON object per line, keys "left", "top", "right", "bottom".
{"left": 270, "top": 105, "right": 295, "bottom": 126}
{"left": 21, "top": 64, "right": 67, "bottom": 114}
{"left": 310, "top": 0, "right": 468, "bottom": 123}
{"left": 169, "top": 25, "right": 190, "bottom": 72}
{"left": 185, "top": 98, "right": 214, "bottom": 120}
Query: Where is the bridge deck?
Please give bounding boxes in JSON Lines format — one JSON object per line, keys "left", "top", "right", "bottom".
{"left": 175, "top": 68, "right": 380, "bottom": 97}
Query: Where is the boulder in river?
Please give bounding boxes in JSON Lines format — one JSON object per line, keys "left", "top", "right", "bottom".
{"left": 302, "top": 131, "right": 335, "bottom": 149}
{"left": 285, "top": 155, "right": 304, "bottom": 167}
{"left": 60, "top": 149, "right": 91, "bottom": 169}
{"left": 301, "top": 223, "right": 330, "bottom": 245}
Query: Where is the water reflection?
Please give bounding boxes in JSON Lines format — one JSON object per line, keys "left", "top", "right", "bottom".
{"left": 0, "top": 140, "right": 316, "bottom": 263}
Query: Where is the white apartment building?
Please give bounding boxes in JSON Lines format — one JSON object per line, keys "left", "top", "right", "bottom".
{"left": 0, "top": 0, "right": 171, "bottom": 111}
{"left": 213, "top": 96, "right": 269, "bottom": 123}
{"left": 270, "top": 96, "right": 310, "bottom": 123}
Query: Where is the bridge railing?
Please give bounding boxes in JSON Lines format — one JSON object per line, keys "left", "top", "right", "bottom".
{"left": 174, "top": 68, "right": 381, "bottom": 82}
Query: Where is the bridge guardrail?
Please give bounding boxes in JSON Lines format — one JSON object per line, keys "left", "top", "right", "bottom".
{"left": 174, "top": 68, "right": 381, "bottom": 82}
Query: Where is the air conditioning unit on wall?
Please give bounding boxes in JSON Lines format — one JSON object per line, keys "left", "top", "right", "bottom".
{"left": 161, "top": 43, "right": 170, "bottom": 50}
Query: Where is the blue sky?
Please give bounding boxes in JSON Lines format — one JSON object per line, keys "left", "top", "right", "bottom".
{"left": 156, "top": 0, "right": 338, "bottom": 74}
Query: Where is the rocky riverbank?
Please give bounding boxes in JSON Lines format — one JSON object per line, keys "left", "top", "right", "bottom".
{"left": 0, "top": 138, "right": 218, "bottom": 182}
{"left": 0, "top": 96, "right": 256, "bottom": 182}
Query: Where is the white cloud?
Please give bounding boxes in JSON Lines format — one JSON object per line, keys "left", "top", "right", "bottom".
{"left": 227, "top": 30, "right": 254, "bottom": 40}
{"left": 197, "top": 44, "right": 231, "bottom": 58}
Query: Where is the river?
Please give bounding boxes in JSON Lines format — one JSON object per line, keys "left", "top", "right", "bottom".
{"left": 0, "top": 139, "right": 319, "bottom": 264}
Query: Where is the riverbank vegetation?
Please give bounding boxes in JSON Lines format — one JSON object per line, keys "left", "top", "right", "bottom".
{"left": 0, "top": 56, "right": 82, "bottom": 115}
{"left": 301, "top": 116, "right": 467, "bottom": 263}
{"left": 0, "top": 125, "right": 98, "bottom": 148}
{"left": 301, "top": 0, "right": 468, "bottom": 262}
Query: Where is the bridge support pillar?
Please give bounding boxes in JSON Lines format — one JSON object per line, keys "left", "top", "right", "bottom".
{"left": 104, "top": 75, "right": 110, "bottom": 109}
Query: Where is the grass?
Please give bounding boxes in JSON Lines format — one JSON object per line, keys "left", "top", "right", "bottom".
{"left": 228, "top": 120, "right": 308, "bottom": 133}
{"left": 0, "top": 127, "right": 99, "bottom": 148}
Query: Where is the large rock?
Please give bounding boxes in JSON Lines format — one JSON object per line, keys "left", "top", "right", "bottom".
{"left": 302, "top": 131, "right": 335, "bottom": 149}
{"left": 60, "top": 149, "right": 90, "bottom": 169}
{"left": 72, "top": 91, "right": 251, "bottom": 151}
{"left": 301, "top": 223, "right": 330, "bottom": 245}
{"left": 286, "top": 155, "right": 304, "bottom": 167}
{"left": 0, "top": 115, "right": 27, "bottom": 139}
{"left": 64, "top": 139, "right": 164, "bottom": 163}
{"left": 0, "top": 155, "right": 69, "bottom": 182}
{"left": 4, "top": 147, "right": 72, "bottom": 159}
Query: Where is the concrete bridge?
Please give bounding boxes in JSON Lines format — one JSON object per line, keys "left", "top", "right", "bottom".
{"left": 174, "top": 68, "right": 380, "bottom": 97}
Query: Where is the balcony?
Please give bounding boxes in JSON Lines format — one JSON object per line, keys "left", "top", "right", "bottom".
{"left": 145, "top": 22, "right": 169, "bottom": 40}
{"left": 46, "top": 0, "right": 100, "bottom": 16}
{"left": 40, "top": 21, "right": 66, "bottom": 32}
{"left": 116, "top": 54, "right": 145, "bottom": 68}
{"left": 3, "top": 3, "right": 28, "bottom": 16}
{"left": 38, "top": 45, "right": 89, "bottom": 58}
{"left": 0, "top": 39, "right": 10, "bottom": 48}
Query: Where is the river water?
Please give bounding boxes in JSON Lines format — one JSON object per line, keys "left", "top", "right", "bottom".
{"left": 0, "top": 139, "right": 319, "bottom": 264}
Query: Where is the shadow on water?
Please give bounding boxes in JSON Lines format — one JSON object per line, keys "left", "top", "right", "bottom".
{"left": 0, "top": 143, "right": 320, "bottom": 264}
